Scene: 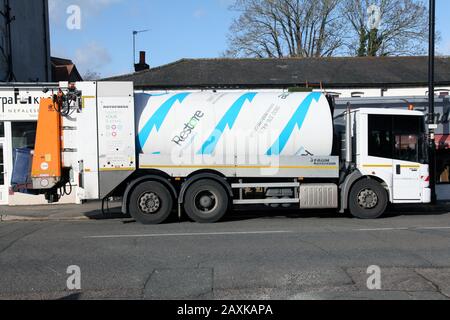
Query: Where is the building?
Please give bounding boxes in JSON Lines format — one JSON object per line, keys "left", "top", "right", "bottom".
{"left": 0, "top": 83, "right": 80, "bottom": 206}
{"left": 0, "top": 1, "right": 85, "bottom": 206}
{"left": 107, "top": 55, "right": 450, "bottom": 95}
{"left": 51, "top": 57, "right": 83, "bottom": 82}
{"left": 0, "top": 0, "right": 51, "bottom": 82}
{"left": 0, "top": 83, "right": 50, "bottom": 205}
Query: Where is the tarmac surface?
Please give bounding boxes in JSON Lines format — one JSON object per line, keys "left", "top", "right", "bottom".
{"left": 0, "top": 202, "right": 449, "bottom": 300}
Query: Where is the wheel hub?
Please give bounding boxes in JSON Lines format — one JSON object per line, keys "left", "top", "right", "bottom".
{"left": 139, "top": 192, "right": 161, "bottom": 214}
{"left": 358, "top": 189, "right": 378, "bottom": 209}
{"left": 195, "top": 191, "right": 218, "bottom": 213}
{"left": 199, "top": 195, "right": 213, "bottom": 208}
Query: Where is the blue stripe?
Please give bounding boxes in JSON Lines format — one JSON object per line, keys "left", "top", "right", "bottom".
{"left": 266, "top": 92, "right": 321, "bottom": 156}
{"left": 137, "top": 93, "right": 191, "bottom": 150}
{"left": 198, "top": 93, "right": 257, "bottom": 155}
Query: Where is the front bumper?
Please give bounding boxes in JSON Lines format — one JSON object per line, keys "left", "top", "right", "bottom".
{"left": 423, "top": 188, "right": 432, "bottom": 204}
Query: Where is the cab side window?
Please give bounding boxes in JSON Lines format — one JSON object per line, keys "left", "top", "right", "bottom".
{"left": 368, "top": 114, "right": 425, "bottom": 163}
{"left": 368, "top": 115, "right": 393, "bottom": 159}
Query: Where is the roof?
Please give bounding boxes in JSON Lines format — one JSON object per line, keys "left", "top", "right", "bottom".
{"left": 51, "top": 57, "right": 83, "bottom": 82}
{"left": 105, "top": 56, "right": 450, "bottom": 90}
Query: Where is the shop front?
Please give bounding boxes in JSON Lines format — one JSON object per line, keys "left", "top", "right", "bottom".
{"left": 0, "top": 84, "right": 77, "bottom": 206}
{"left": 0, "top": 122, "right": 6, "bottom": 204}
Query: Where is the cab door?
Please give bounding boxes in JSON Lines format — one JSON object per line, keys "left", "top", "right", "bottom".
{"left": 392, "top": 116, "right": 425, "bottom": 201}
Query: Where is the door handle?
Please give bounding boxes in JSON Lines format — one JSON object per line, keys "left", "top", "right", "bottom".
{"left": 396, "top": 165, "right": 401, "bottom": 175}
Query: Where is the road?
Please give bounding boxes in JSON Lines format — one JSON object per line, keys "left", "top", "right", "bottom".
{"left": 0, "top": 206, "right": 450, "bottom": 300}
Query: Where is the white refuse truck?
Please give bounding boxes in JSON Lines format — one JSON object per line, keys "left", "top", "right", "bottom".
{"left": 11, "top": 81, "right": 431, "bottom": 224}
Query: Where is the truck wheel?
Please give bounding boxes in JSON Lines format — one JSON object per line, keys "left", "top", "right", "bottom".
{"left": 349, "top": 179, "right": 388, "bottom": 219}
{"left": 129, "top": 181, "right": 173, "bottom": 224}
{"left": 184, "top": 180, "right": 229, "bottom": 223}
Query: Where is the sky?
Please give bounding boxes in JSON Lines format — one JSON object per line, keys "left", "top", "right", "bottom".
{"left": 49, "top": 0, "right": 450, "bottom": 79}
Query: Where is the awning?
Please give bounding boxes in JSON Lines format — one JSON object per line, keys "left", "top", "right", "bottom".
{"left": 436, "top": 135, "right": 450, "bottom": 150}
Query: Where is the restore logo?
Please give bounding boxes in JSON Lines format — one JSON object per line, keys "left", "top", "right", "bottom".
{"left": 172, "top": 110, "right": 205, "bottom": 146}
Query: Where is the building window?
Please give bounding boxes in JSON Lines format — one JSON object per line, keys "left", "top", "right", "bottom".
{"left": 12, "top": 122, "right": 37, "bottom": 150}
{"left": 436, "top": 151, "right": 450, "bottom": 185}
{"left": 439, "top": 165, "right": 450, "bottom": 184}
{"left": 0, "top": 144, "right": 4, "bottom": 186}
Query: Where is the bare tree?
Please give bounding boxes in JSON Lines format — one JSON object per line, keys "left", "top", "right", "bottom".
{"left": 343, "top": 0, "right": 430, "bottom": 56}
{"left": 83, "top": 70, "right": 101, "bottom": 81}
{"left": 225, "top": 0, "right": 431, "bottom": 58}
{"left": 225, "top": 0, "right": 347, "bottom": 58}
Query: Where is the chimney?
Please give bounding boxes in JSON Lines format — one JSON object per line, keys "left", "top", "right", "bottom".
{"left": 135, "top": 51, "right": 150, "bottom": 72}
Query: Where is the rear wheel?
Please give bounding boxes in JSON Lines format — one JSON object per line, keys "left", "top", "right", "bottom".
{"left": 129, "top": 181, "right": 173, "bottom": 224}
{"left": 349, "top": 179, "right": 388, "bottom": 219}
{"left": 184, "top": 180, "right": 229, "bottom": 223}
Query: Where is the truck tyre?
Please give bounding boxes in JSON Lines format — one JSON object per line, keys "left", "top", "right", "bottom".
{"left": 349, "top": 179, "right": 388, "bottom": 219}
{"left": 184, "top": 179, "right": 229, "bottom": 223}
{"left": 129, "top": 181, "right": 173, "bottom": 224}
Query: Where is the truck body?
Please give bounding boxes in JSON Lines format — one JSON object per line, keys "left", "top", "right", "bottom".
{"left": 13, "top": 81, "right": 431, "bottom": 224}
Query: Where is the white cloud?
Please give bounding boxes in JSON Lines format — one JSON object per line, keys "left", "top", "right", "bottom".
{"left": 193, "top": 8, "right": 207, "bottom": 19}
{"left": 73, "top": 41, "right": 112, "bottom": 74}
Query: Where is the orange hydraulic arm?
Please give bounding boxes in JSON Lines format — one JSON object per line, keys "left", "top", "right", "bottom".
{"left": 31, "top": 98, "right": 62, "bottom": 190}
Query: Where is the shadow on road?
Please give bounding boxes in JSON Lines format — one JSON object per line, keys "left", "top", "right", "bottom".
{"left": 383, "top": 203, "right": 450, "bottom": 218}
{"left": 82, "top": 201, "right": 450, "bottom": 224}
{"left": 59, "top": 293, "right": 82, "bottom": 300}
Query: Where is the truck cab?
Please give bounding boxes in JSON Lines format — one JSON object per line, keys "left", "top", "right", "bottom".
{"left": 358, "top": 109, "right": 430, "bottom": 203}
{"left": 337, "top": 108, "right": 430, "bottom": 219}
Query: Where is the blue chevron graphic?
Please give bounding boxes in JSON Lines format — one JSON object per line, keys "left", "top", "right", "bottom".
{"left": 138, "top": 93, "right": 190, "bottom": 150}
{"left": 266, "top": 92, "right": 321, "bottom": 156}
{"left": 198, "top": 93, "right": 257, "bottom": 155}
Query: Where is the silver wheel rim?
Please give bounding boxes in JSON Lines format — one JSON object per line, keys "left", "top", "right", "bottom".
{"left": 194, "top": 190, "right": 218, "bottom": 214}
{"left": 357, "top": 189, "right": 379, "bottom": 209}
{"left": 139, "top": 192, "right": 161, "bottom": 214}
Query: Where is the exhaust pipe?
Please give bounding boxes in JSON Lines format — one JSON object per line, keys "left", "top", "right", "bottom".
{"left": 345, "top": 102, "right": 352, "bottom": 169}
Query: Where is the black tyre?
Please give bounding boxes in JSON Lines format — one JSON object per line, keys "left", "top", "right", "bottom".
{"left": 129, "top": 181, "right": 173, "bottom": 225}
{"left": 349, "top": 179, "right": 388, "bottom": 219}
{"left": 184, "top": 179, "right": 229, "bottom": 223}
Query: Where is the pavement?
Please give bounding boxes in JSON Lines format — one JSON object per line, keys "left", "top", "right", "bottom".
{"left": 0, "top": 203, "right": 450, "bottom": 300}
{"left": 0, "top": 201, "right": 120, "bottom": 222}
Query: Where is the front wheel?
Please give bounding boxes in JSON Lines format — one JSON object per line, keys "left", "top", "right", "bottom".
{"left": 349, "top": 179, "right": 388, "bottom": 219}
{"left": 184, "top": 180, "right": 229, "bottom": 223}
